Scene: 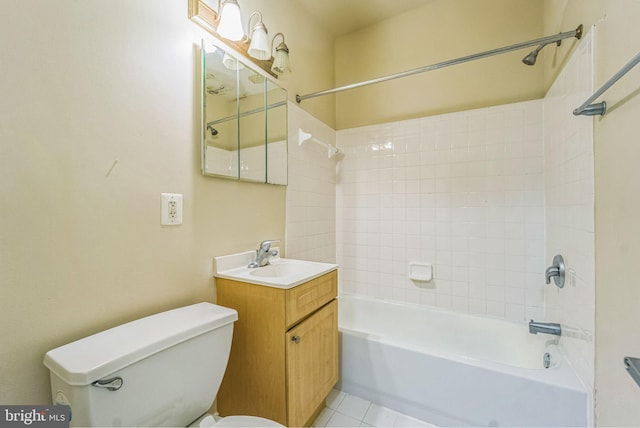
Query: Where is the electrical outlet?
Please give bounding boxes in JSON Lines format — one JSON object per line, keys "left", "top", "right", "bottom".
{"left": 161, "top": 193, "right": 183, "bottom": 225}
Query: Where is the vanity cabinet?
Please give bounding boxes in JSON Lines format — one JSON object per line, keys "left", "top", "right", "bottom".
{"left": 216, "top": 270, "right": 338, "bottom": 427}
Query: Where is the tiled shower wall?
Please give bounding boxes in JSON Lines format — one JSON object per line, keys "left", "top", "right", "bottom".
{"left": 336, "top": 100, "right": 546, "bottom": 323}
{"left": 285, "top": 103, "right": 337, "bottom": 263}
{"left": 544, "top": 28, "right": 595, "bottom": 390}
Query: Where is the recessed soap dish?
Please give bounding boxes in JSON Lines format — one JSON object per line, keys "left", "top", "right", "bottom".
{"left": 408, "top": 262, "right": 433, "bottom": 282}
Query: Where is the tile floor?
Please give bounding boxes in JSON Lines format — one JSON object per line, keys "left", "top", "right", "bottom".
{"left": 313, "top": 389, "right": 435, "bottom": 427}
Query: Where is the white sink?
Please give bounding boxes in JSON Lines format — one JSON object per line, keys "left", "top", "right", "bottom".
{"left": 213, "top": 250, "right": 337, "bottom": 289}
{"left": 249, "top": 261, "right": 313, "bottom": 278}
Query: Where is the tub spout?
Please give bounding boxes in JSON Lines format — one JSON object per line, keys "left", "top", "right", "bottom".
{"left": 529, "top": 320, "right": 561, "bottom": 336}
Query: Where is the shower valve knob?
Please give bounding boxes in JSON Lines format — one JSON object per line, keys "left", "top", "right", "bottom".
{"left": 545, "top": 254, "right": 566, "bottom": 288}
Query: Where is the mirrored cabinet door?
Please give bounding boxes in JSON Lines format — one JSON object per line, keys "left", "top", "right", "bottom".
{"left": 266, "top": 80, "right": 288, "bottom": 185}
{"left": 201, "top": 40, "right": 287, "bottom": 185}
{"left": 202, "top": 42, "right": 239, "bottom": 179}
{"left": 238, "top": 66, "right": 267, "bottom": 182}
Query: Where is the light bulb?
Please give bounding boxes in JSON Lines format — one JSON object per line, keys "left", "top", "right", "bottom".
{"left": 248, "top": 22, "right": 270, "bottom": 60}
{"left": 217, "top": 0, "right": 244, "bottom": 41}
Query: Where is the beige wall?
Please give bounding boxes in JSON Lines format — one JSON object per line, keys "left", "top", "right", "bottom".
{"left": 541, "top": 0, "right": 605, "bottom": 90}
{"left": 592, "top": 2, "right": 640, "bottom": 425}
{"left": 0, "top": 0, "right": 332, "bottom": 404}
{"left": 543, "top": 1, "right": 640, "bottom": 425}
{"left": 332, "top": 0, "right": 544, "bottom": 129}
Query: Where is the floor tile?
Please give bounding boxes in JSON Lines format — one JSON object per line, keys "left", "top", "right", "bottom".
{"left": 394, "top": 414, "right": 435, "bottom": 427}
{"left": 312, "top": 407, "right": 334, "bottom": 427}
{"left": 325, "top": 389, "right": 346, "bottom": 410}
{"left": 336, "top": 395, "right": 371, "bottom": 420}
{"left": 363, "top": 404, "right": 399, "bottom": 427}
{"left": 326, "top": 412, "right": 362, "bottom": 428}
{"left": 318, "top": 389, "right": 434, "bottom": 428}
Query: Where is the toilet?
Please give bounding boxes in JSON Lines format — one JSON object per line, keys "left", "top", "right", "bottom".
{"left": 43, "top": 303, "right": 284, "bottom": 427}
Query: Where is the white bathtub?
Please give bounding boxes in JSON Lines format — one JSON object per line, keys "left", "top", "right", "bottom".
{"left": 336, "top": 294, "right": 590, "bottom": 427}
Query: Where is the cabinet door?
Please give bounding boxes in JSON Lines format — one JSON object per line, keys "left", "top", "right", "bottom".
{"left": 286, "top": 300, "right": 338, "bottom": 427}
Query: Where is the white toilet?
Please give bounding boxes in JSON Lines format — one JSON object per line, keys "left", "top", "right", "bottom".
{"left": 43, "top": 303, "right": 284, "bottom": 427}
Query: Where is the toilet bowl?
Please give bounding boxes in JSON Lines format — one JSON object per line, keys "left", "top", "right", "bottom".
{"left": 43, "top": 303, "right": 284, "bottom": 427}
{"left": 193, "top": 414, "right": 283, "bottom": 427}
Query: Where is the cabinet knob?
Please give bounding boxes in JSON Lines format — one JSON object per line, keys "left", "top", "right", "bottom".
{"left": 291, "top": 335, "right": 301, "bottom": 344}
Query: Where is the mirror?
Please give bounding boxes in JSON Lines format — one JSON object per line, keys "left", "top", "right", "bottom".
{"left": 202, "top": 44, "right": 239, "bottom": 179}
{"left": 238, "top": 64, "right": 266, "bottom": 182}
{"left": 266, "top": 80, "right": 287, "bottom": 185}
{"left": 201, "top": 40, "right": 287, "bottom": 185}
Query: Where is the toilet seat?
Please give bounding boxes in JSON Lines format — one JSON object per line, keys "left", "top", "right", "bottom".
{"left": 195, "top": 414, "right": 284, "bottom": 428}
{"left": 214, "top": 416, "right": 284, "bottom": 427}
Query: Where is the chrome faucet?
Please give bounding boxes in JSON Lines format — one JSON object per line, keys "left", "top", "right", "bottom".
{"left": 248, "top": 240, "right": 279, "bottom": 268}
{"left": 529, "top": 320, "right": 562, "bottom": 336}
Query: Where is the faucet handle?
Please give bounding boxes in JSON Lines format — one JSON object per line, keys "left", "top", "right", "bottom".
{"left": 259, "top": 239, "right": 280, "bottom": 251}
{"left": 545, "top": 254, "right": 566, "bottom": 288}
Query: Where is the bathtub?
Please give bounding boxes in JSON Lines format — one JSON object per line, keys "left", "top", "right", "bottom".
{"left": 336, "top": 294, "right": 590, "bottom": 427}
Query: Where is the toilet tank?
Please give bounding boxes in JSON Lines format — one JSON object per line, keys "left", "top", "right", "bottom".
{"left": 43, "top": 303, "right": 238, "bottom": 427}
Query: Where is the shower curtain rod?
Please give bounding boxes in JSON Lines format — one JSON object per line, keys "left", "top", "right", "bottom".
{"left": 296, "top": 25, "right": 583, "bottom": 103}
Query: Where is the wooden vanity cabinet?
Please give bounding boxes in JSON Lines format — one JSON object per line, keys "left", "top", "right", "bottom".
{"left": 215, "top": 270, "right": 338, "bottom": 427}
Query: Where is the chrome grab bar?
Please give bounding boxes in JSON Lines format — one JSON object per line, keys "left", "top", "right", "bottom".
{"left": 574, "top": 50, "right": 640, "bottom": 117}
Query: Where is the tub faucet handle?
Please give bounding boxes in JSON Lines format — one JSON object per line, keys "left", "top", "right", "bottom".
{"left": 545, "top": 254, "right": 566, "bottom": 288}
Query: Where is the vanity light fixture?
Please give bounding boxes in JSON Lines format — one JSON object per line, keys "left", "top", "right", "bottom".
{"left": 246, "top": 12, "right": 270, "bottom": 60}
{"left": 216, "top": 0, "right": 244, "bottom": 41}
{"left": 189, "top": 0, "right": 292, "bottom": 78}
{"left": 271, "top": 33, "right": 291, "bottom": 75}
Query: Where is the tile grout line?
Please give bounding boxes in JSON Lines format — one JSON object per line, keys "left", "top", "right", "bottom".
{"left": 318, "top": 389, "right": 435, "bottom": 428}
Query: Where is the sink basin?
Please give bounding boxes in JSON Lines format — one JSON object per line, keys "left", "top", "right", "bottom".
{"left": 250, "top": 261, "right": 311, "bottom": 278}
{"left": 213, "top": 250, "right": 337, "bottom": 289}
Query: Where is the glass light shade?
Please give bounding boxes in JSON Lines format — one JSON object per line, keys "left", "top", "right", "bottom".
{"left": 222, "top": 52, "right": 245, "bottom": 70}
{"left": 217, "top": 0, "right": 244, "bottom": 41}
{"left": 271, "top": 45, "right": 291, "bottom": 75}
{"left": 248, "top": 23, "right": 270, "bottom": 60}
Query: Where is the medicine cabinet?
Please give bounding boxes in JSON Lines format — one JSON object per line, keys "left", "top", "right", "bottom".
{"left": 201, "top": 40, "right": 287, "bottom": 185}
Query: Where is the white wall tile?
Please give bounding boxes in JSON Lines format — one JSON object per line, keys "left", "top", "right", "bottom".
{"left": 286, "top": 103, "right": 336, "bottom": 263}
{"left": 336, "top": 99, "right": 544, "bottom": 322}
{"left": 543, "top": 29, "right": 595, "bottom": 391}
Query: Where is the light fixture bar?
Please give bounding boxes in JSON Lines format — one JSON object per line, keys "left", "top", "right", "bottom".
{"left": 296, "top": 25, "right": 582, "bottom": 103}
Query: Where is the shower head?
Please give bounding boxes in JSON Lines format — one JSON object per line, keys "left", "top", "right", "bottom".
{"left": 206, "top": 124, "right": 218, "bottom": 136}
{"left": 522, "top": 44, "right": 544, "bottom": 65}
{"left": 522, "top": 39, "right": 563, "bottom": 66}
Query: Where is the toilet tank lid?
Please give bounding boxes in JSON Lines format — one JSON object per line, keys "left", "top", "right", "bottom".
{"left": 43, "top": 302, "right": 238, "bottom": 386}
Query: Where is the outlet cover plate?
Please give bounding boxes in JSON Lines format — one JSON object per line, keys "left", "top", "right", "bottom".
{"left": 161, "top": 193, "right": 183, "bottom": 225}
